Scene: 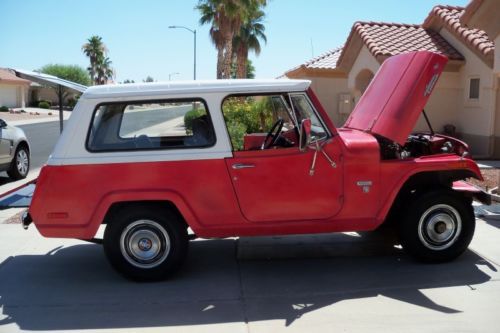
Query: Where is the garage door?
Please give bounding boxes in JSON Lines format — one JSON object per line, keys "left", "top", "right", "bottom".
{"left": 0, "top": 85, "right": 18, "bottom": 108}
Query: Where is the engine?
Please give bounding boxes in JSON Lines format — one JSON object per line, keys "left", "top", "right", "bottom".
{"left": 378, "top": 133, "right": 470, "bottom": 160}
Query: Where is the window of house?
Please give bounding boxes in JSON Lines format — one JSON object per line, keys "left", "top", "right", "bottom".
{"left": 469, "top": 78, "right": 480, "bottom": 100}
{"left": 87, "top": 99, "right": 215, "bottom": 152}
{"left": 222, "top": 94, "right": 297, "bottom": 151}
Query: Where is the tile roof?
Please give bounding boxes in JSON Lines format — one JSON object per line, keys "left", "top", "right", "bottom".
{"left": 351, "top": 21, "right": 464, "bottom": 60}
{"left": 284, "top": 47, "right": 344, "bottom": 77}
{"left": 0, "top": 68, "right": 31, "bottom": 85}
{"left": 423, "top": 5, "right": 494, "bottom": 60}
{"left": 303, "top": 47, "right": 343, "bottom": 70}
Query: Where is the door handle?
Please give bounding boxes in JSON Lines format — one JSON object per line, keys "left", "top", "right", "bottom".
{"left": 232, "top": 163, "right": 255, "bottom": 170}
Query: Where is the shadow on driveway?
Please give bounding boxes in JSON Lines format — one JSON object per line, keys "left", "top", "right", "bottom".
{"left": 0, "top": 237, "right": 496, "bottom": 330}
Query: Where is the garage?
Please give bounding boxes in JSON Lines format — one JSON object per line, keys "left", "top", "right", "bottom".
{"left": 0, "top": 68, "right": 30, "bottom": 108}
{"left": 0, "top": 85, "right": 18, "bottom": 107}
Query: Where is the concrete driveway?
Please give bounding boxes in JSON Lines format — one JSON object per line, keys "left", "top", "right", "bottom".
{"left": 1, "top": 217, "right": 500, "bottom": 333}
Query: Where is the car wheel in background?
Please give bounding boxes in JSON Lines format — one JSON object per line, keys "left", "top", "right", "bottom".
{"left": 7, "top": 145, "right": 30, "bottom": 180}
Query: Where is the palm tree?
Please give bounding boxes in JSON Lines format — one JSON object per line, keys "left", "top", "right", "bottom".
{"left": 233, "top": 8, "right": 266, "bottom": 78}
{"left": 196, "top": 0, "right": 267, "bottom": 79}
{"left": 96, "top": 57, "right": 115, "bottom": 85}
{"left": 82, "top": 36, "right": 106, "bottom": 84}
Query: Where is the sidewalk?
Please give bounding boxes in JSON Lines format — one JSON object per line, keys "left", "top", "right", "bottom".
{"left": 2, "top": 107, "right": 71, "bottom": 126}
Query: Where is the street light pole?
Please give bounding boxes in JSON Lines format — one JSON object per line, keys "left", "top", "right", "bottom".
{"left": 169, "top": 25, "right": 197, "bottom": 80}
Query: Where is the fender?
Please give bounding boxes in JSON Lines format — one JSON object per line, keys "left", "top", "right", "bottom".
{"left": 36, "top": 189, "right": 201, "bottom": 239}
{"left": 376, "top": 157, "right": 482, "bottom": 223}
{"left": 88, "top": 189, "right": 202, "bottom": 239}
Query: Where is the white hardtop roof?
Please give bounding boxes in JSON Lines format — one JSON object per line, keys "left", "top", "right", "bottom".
{"left": 82, "top": 79, "right": 311, "bottom": 99}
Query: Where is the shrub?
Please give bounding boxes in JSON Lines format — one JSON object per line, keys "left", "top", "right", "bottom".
{"left": 0, "top": 106, "right": 9, "bottom": 112}
{"left": 222, "top": 97, "right": 274, "bottom": 150}
{"left": 184, "top": 108, "right": 207, "bottom": 132}
{"left": 38, "top": 101, "right": 50, "bottom": 109}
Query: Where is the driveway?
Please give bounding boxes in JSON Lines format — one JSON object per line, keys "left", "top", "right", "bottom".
{"left": 0, "top": 217, "right": 499, "bottom": 332}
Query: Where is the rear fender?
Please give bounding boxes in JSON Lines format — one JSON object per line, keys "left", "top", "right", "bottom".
{"left": 84, "top": 190, "right": 200, "bottom": 239}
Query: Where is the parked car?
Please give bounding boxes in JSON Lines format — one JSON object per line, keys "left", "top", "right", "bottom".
{"left": 0, "top": 51, "right": 490, "bottom": 281}
{"left": 0, "top": 118, "right": 30, "bottom": 180}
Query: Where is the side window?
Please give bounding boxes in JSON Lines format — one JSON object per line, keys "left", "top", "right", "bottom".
{"left": 87, "top": 99, "right": 215, "bottom": 152}
{"left": 290, "top": 94, "right": 328, "bottom": 141}
{"left": 222, "top": 95, "right": 297, "bottom": 151}
{"left": 468, "top": 77, "right": 480, "bottom": 100}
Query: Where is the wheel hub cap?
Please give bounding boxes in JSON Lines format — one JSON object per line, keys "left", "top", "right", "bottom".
{"left": 16, "top": 150, "right": 28, "bottom": 175}
{"left": 138, "top": 238, "right": 153, "bottom": 251}
{"left": 119, "top": 220, "right": 171, "bottom": 269}
{"left": 418, "top": 204, "right": 462, "bottom": 251}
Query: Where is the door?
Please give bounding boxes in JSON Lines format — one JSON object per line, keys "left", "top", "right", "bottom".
{"left": 226, "top": 141, "right": 343, "bottom": 222}
{"left": 0, "top": 120, "right": 12, "bottom": 165}
{"left": 222, "top": 92, "right": 343, "bottom": 223}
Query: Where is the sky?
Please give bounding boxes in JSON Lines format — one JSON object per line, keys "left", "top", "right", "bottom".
{"left": 0, "top": 0, "right": 469, "bottom": 83}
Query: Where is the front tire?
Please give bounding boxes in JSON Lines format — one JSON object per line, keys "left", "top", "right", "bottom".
{"left": 104, "top": 206, "right": 188, "bottom": 281}
{"left": 398, "top": 190, "right": 475, "bottom": 262}
{"left": 7, "top": 145, "right": 29, "bottom": 180}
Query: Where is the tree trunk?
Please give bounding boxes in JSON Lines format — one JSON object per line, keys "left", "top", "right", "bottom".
{"left": 236, "top": 46, "right": 248, "bottom": 79}
{"left": 222, "top": 35, "right": 234, "bottom": 79}
{"left": 216, "top": 47, "right": 224, "bottom": 79}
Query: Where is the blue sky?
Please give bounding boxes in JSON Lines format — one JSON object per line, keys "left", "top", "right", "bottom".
{"left": 0, "top": 0, "right": 469, "bottom": 82}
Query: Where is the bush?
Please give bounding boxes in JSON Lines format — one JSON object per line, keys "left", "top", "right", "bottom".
{"left": 67, "top": 94, "right": 81, "bottom": 109}
{"left": 38, "top": 101, "right": 50, "bottom": 109}
{"left": 184, "top": 108, "right": 207, "bottom": 133}
{"left": 222, "top": 97, "right": 273, "bottom": 150}
{"left": 0, "top": 106, "right": 9, "bottom": 112}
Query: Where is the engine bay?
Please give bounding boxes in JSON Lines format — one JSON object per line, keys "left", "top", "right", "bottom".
{"left": 378, "top": 133, "right": 469, "bottom": 160}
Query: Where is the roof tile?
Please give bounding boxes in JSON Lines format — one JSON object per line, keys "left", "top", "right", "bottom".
{"left": 352, "top": 21, "right": 465, "bottom": 60}
{"left": 423, "top": 5, "right": 494, "bottom": 58}
{"left": 0, "top": 68, "right": 31, "bottom": 85}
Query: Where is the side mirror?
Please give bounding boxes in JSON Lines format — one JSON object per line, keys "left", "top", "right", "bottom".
{"left": 0, "top": 119, "right": 6, "bottom": 128}
{"left": 299, "top": 118, "right": 312, "bottom": 152}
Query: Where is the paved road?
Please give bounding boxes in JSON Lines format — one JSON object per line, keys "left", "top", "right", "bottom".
{"left": 0, "top": 121, "right": 60, "bottom": 185}
{"left": 1, "top": 218, "right": 500, "bottom": 332}
{"left": 19, "top": 121, "right": 61, "bottom": 170}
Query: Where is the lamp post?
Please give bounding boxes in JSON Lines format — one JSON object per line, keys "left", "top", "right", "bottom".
{"left": 169, "top": 72, "right": 180, "bottom": 81}
{"left": 169, "top": 25, "right": 196, "bottom": 80}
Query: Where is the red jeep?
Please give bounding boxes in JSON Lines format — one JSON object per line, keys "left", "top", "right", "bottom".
{"left": 1, "top": 51, "right": 490, "bottom": 281}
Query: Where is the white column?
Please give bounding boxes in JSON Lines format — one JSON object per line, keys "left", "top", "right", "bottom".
{"left": 21, "top": 85, "right": 26, "bottom": 108}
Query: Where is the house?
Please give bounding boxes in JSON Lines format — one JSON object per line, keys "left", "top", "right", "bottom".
{"left": 460, "top": 0, "right": 500, "bottom": 156}
{"left": 284, "top": 3, "right": 499, "bottom": 158}
{"left": 0, "top": 68, "right": 30, "bottom": 108}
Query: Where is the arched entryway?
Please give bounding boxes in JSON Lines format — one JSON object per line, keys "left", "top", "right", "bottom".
{"left": 355, "top": 69, "right": 374, "bottom": 95}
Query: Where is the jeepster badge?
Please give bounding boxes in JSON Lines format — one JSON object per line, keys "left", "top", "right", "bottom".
{"left": 356, "top": 181, "right": 372, "bottom": 193}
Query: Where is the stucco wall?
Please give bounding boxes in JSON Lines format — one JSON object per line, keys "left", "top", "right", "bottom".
{"left": 308, "top": 76, "right": 350, "bottom": 126}
{"left": 495, "top": 36, "right": 500, "bottom": 75}
{"left": 414, "top": 72, "right": 461, "bottom": 134}
{"left": 348, "top": 45, "right": 380, "bottom": 101}
{"left": 439, "top": 28, "right": 496, "bottom": 157}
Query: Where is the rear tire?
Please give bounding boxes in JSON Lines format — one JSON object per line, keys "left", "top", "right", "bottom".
{"left": 103, "top": 205, "right": 188, "bottom": 281}
{"left": 397, "top": 190, "right": 475, "bottom": 262}
{"left": 7, "top": 145, "right": 30, "bottom": 180}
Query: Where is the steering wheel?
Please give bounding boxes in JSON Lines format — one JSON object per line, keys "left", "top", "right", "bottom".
{"left": 261, "top": 118, "right": 284, "bottom": 149}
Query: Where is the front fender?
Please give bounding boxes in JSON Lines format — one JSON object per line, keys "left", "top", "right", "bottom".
{"left": 377, "top": 156, "right": 483, "bottom": 223}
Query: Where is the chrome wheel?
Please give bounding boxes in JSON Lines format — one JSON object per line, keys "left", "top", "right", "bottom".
{"left": 16, "top": 149, "right": 29, "bottom": 176}
{"left": 418, "top": 204, "right": 462, "bottom": 251}
{"left": 119, "top": 220, "right": 171, "bottom": 269}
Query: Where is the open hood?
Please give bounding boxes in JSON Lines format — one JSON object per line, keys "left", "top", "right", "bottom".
{"left": 344, "top": 51, "right": 448, "bottom": 145}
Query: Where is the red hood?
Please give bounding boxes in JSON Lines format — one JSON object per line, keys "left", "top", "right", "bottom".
{"left": 343, "top": 51, "right": 448, "bottom": 145}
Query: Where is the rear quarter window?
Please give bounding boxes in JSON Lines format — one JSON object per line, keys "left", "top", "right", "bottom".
{"left": 86, "top": 99, "right": 215, "bottom": 152}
